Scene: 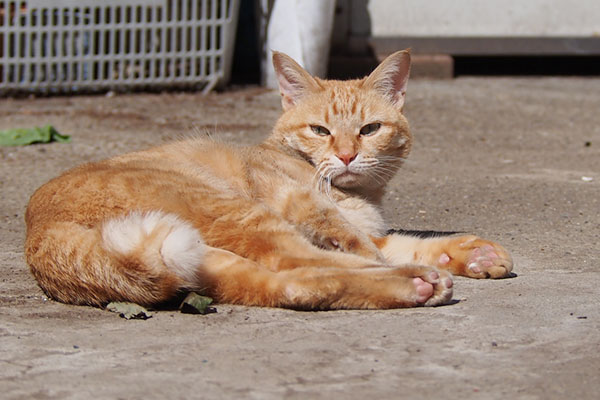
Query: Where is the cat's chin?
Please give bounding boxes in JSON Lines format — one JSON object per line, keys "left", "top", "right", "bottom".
{"left": 332, "top": 171, "right": 362, "bottom": 188}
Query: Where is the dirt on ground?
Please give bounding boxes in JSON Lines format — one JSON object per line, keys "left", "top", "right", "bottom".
{"left": 1, "top": 78, "right": 599, "bottom": 399}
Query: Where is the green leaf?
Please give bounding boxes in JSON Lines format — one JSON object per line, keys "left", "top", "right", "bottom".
{"left": 0, "top": 125, "right": 71, "bottom": 146}
{"left": 106, "top": 302, "right": 153, "bottom": 320}
{"left": 179, "top": 292, "right": 215, "bottom": 315}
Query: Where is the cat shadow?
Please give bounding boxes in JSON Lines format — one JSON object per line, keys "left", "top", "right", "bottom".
{"left": 444, "top": 299, "right": 461, "bottom": 306}
{"left": 386, "top": 228, "right": 464, "bottom": 238}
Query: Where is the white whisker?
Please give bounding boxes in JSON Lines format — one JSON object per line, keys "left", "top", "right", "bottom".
{"left": 313, "top": 161, "right": 338, "bottom": 201}
{"left": 365, "top": 170, "right": 386, "bottom": 185}
{"left": 372, "top": 164, "right": 398, "bottom": 174}
{"left": 325, "top": 174, "right": 333, "bottom": 200}
{"left": 371, "top": 168, "right": 397, "bottom": 181}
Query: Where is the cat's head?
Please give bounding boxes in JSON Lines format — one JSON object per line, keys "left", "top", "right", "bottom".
{"left": 270, "top": 50, "right": 412, "bottom": 193}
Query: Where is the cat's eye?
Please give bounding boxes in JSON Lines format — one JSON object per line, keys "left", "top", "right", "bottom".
{"left": 310, "top": 125, "right": 331, "bottom": 136}
{"left": 360, "top": 123, "right": 381, "bottom": 136}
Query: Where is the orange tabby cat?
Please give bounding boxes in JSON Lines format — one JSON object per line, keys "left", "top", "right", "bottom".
{"left": 24, "top": 50, "right": 513, "bottom": 310}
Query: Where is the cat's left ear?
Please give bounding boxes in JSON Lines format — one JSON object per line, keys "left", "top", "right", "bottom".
{"left": 272, "top": 51, "right": 321, "bottom": 111}
{"left": 363, "top": 50, "right": 411, "bottom": 110}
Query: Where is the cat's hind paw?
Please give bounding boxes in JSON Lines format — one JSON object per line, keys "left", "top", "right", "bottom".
{"left": 439, "top": 235, "right": 513, "bottom": 279}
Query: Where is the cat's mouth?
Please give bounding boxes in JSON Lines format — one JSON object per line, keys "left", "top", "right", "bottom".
{"left": 317, "top": 158, "right": 370, "bottom": 189}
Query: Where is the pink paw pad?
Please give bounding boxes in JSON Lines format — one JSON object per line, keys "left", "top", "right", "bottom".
{"left": 438, "top": 253, "right": 450, "bottom": 265}
{"left": 468, "top": 245, "right": 500, "bottom": 273}
{"left": 468, "top": 264, "right": 481, "bottom": 273}
{"left": 413, "top": 277, "right": 434, "bottom": 303}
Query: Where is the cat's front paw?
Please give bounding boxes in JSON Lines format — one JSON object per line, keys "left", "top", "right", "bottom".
{"left": 336, "top": 235, "right": 385, "bottom": 263}
{"left": 438, "top": 235, "right": 513, "bottom": 278}
{"left": 323, "top": 235, "right": 385, "bottom": 262}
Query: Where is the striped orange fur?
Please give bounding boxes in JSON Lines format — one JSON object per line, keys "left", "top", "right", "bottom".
{"left": 24, "top": 51, "right": 512, "bottom": 310}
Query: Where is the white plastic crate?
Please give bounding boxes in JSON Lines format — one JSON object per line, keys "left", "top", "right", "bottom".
{"left": 0, "top": 0, "right": 240, "bottom": 94}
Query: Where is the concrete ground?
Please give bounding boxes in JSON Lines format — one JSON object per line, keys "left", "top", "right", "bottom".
{"left": 1, "top": 77, "right": 599, "bottom": 399}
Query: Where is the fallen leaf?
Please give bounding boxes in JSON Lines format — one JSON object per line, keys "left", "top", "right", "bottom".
{"left": 179, "top": 292, "right": 216, "bottom": 315}
{"left": 0, "top": 125, "right": 71, "bottom": 146}
{"left": 106, "top": 302, "right": 153, "bottom": 320}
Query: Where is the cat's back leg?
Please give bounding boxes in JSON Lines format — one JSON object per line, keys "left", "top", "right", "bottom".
{"left": 25, "top": 211, "right": 207, "bottom": 306}
{"left": 374, "top": 233, "right": 513, "bottom": 279}
{"left": 199, "top": 246, "right": 453, "bottom": 309}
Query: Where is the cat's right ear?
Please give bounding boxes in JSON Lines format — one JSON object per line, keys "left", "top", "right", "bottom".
{"left": 272, "top": 51, "right": 321, "bottom": 111}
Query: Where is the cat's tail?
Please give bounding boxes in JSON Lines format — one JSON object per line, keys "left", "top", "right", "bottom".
{"left": 24, "top": 211, "right": 206, "bottom": 306}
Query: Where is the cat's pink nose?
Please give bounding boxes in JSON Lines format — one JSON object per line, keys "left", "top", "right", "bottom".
{"left": 337, "top": 152, "right": 357, "bottom": 165}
